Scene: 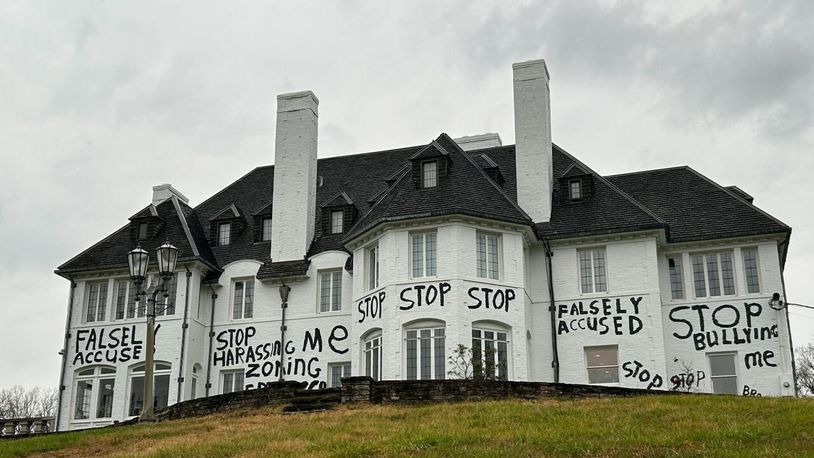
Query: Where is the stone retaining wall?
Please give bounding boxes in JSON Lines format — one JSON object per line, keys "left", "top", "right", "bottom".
{"left": 157, "top": 381, "right": 341, "bottom": 421}
{"left": 3, "top": 379, "right": 681, "bottom": 438}
{"left": 341, "top": 377, "right": 670, "bottom": 404}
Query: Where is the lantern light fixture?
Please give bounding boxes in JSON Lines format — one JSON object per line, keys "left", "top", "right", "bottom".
{"left": 127, "top": 245, "right": 150, "bottom": 283}
{"left": 156, "top": 241, "right": 179, "bottom": 279}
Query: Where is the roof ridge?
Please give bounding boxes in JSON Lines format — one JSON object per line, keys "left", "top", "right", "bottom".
{"left": 449, "top": 137, "right": 533, "bottom": 223}
{"left": 129, "top": 203, "right": 159, "bottom": 220}
{"left": 195, "top": 166, "right": 274, "bottom": 211}
{"left": 559, "top": 162, "right": 590, "bottom": 178}
{"left": 172, "top": 196, "right": 200, "bottom": 257}
{"left": 342, "top": 165, "right": 412, "bottom": 241}
{"left": 605, "top": 165, "right": 690, "bottom": 178}
{"left": 212, "top": 203, "right": 242, "bottom": 219}
{"left": 56, "top": 224, "right": 131, "bottom": 274}
{"left": 685, "top": 166, "right": 790, "bottom": 230}
{"left": 477, "top": 153, "right": 499, "bottom": 168}
{"left": 320, "top": 144, "right": 425, "bottom": 162}
{"left": 252, "top": 200, "right": 274, "bottom": 216}
{"left": 321, "top": 190, "right": 354, "bottom": 207}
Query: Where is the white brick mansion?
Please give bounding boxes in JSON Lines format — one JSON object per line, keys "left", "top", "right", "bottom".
{"left": 54, "top": 59, "right": 795, "bottom": 431}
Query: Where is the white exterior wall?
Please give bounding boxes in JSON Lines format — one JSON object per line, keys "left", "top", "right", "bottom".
{"left": 57, "top": 229, "right": 794, "bottom": 430}
{"left": 552, "top": 236, "right": 668, "bottom": 390}
{"left": 59, "top": 269, "right": 194, "bottom": 430}
{"left": 350, "top": 221, "right": 531, "bottom": 382}
{"left": 527, "top": 245, "right": 554, "bottom": 382}
{"left": 208, "top": 254, "right": 353, "bottom": 392}
{"left": 659, "top": 241, "right": 794, "bottom": 396}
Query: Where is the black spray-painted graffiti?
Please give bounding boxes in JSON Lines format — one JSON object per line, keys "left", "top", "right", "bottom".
{"left": 73, "top": 325, "right": 159, "bottom": 366}
{"left": 669, "top": 303, "right": 778, "bottom": 351}
{"left": 212, "top": 325, "right": 348, "bottom": 390}
{"left": 744, "top": 350, "right": 777, "bottom": 369}
{"left": 399, "top": 282, "right": 451, "bottom": 310}
{"left": 358, "top": 291, "right": 386, "bottom": 323}
{"left": 742, "top": 385, "right": 762, "bottom": 396}
{"left": 621, "top": 360, "right": 663, "bottom": 390}
{"left": 467, "top": 287, "right": 515, "bottom": 312}
{"left": 369, "top": 283, "right": 516, "bottom": 317}
{"left": 557, "top": 297, "right": 643, "bottom": 336}
{"left": 669, "top": 357, "right": 706, "bottom": 392}
{"left": 670, "top": 371, "right": 706, "bottom": 391}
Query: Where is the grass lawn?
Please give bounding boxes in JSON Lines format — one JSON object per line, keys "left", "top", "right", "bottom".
{"left": 2, "top": 395, "right": 813, "bottom": 457}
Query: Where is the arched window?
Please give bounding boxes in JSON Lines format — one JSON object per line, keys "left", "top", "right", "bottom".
{"left": 72, "top": 366, "right": 116, "bottom": 421}
{"left": 471, "top": 321, "right": 511, "bottom": 381}
{"left": 404, "top": 319, "right": 445, "bottom": 380}
{"left": 361, "top": 329, "right": 382, "bottom": 381}
{"left": 128, "top": 361, "right": 172, "bottom": 416}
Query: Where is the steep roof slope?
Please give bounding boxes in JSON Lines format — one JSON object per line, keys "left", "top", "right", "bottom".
{"left": 607, "top": 167, "right": 790, "bottom": 243}
{"left": 306, "top": 145, "right": 424, "bottom": 256}
{"left": 57, "top": 137, "right": 791, "bottom": 277}
{"left": 343, "top": 134, "right": 532, "bottom": 242}
{"left": 535, "top": 146, "right": 666, "bottom": 240}
{"left": 56, "top": 197, "right": 215, "bottom": 276}
{"left": 192, "top": 165, "right": 276, "bottom": 267}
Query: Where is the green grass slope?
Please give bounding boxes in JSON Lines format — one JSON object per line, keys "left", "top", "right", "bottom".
{"left": 3, "top": 395, "right": 813, "bottom": 457}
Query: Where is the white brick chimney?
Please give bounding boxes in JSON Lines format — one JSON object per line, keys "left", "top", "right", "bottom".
{"left": 152, "top": 183, "right": 188, "bottom": 206}
{"left": 454, "top": 133, "right": 503, "bottom": 151}
{"left": 513, "top": 59, "right": 552, "bottom": 223}
{"left": 270, "top": 90, "right": 319, "bottom": 262}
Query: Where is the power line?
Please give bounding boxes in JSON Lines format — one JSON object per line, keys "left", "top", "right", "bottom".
{"left": 787, "top": 302, "right": 814, "bottom": 311}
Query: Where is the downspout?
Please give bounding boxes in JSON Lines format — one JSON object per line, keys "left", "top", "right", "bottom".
{"left": 175, "top": 268, "right": 192, "bottom": 403}
{"left": 543, "top": 240, "right": 560, "bottom": 383}
{"left": 778, "top": 237, "right": 798, "bottom": 396}
{"left": 278, "top": 282, "right": 289, "bottom": 382}
{"left": 204, "top": 286, "right": 217, "bottom": 397}
{"left": 54, "top": 277, "right": 77, "bottom": 432}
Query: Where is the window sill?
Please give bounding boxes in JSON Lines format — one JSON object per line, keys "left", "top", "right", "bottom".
{"left": 410, "top": 275, "right": 439, "bottom": 281}
{"left": 577, "top": 291, "right": 612, "bottom": 299}
{"left": 69, "top": 418, "right": 113, "bottom": 425}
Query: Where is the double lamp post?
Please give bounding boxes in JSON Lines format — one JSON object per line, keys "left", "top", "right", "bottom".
{"left": 127, "top": 241, "right": 178, "bottom": 422}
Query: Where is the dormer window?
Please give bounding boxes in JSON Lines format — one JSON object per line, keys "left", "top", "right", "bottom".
{"left": 261, "top": 217, "right": 273, "bottom": 241}
{"left": 559, "top": 164, "right": 593, "bottom": 204}
{"left": 129, "top": 205, "right": 164, "bottom": 242}
{"left": 320, "top": 192, "right": 356, "bottom": 236}
{"left": 330, "top": 210, "right": 344, "bottom": 234}
{"left": 210, "top": 203, "right": 246, "bottom": 246}
{"left": 569, "top": 179, "right": 582, "bottom": 201}
{"left": 409, "top": 140, "right": 449, "bottom": 189}
{"left": 218, "top": 223, "right": 231, "bottom": 246}
{"left": 137, "top": 222, "right": 148, "bottom": 240}
{"left": 422, "top": 161, "right": 438, "bottom": 188}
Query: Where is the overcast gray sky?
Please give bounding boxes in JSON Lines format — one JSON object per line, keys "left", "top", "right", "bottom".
{"left": 1, "top": 0, "right": 812, "bottom": 390}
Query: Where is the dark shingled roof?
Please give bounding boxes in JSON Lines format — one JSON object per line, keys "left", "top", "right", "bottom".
{"left": 343, "top": 133, "right": 532, "bottom": 242}
{"left": 57, "top": 134, "right": 791, "bottom": 278}
{"left": 56, "top": 197, "right": 217, "bottom": 276}
{"left": 257, "top": 259, "right": 311, "bottom": 280}
{"left": 606, "top": 166, "right": 790, "bottom": 243}
{"left": 535, "top": 146, "right": 666, "bottom": 240}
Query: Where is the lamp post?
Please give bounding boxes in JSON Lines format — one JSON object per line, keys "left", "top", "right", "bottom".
{"left": 128, "top": 241, "right": 178, "bottom": 422}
